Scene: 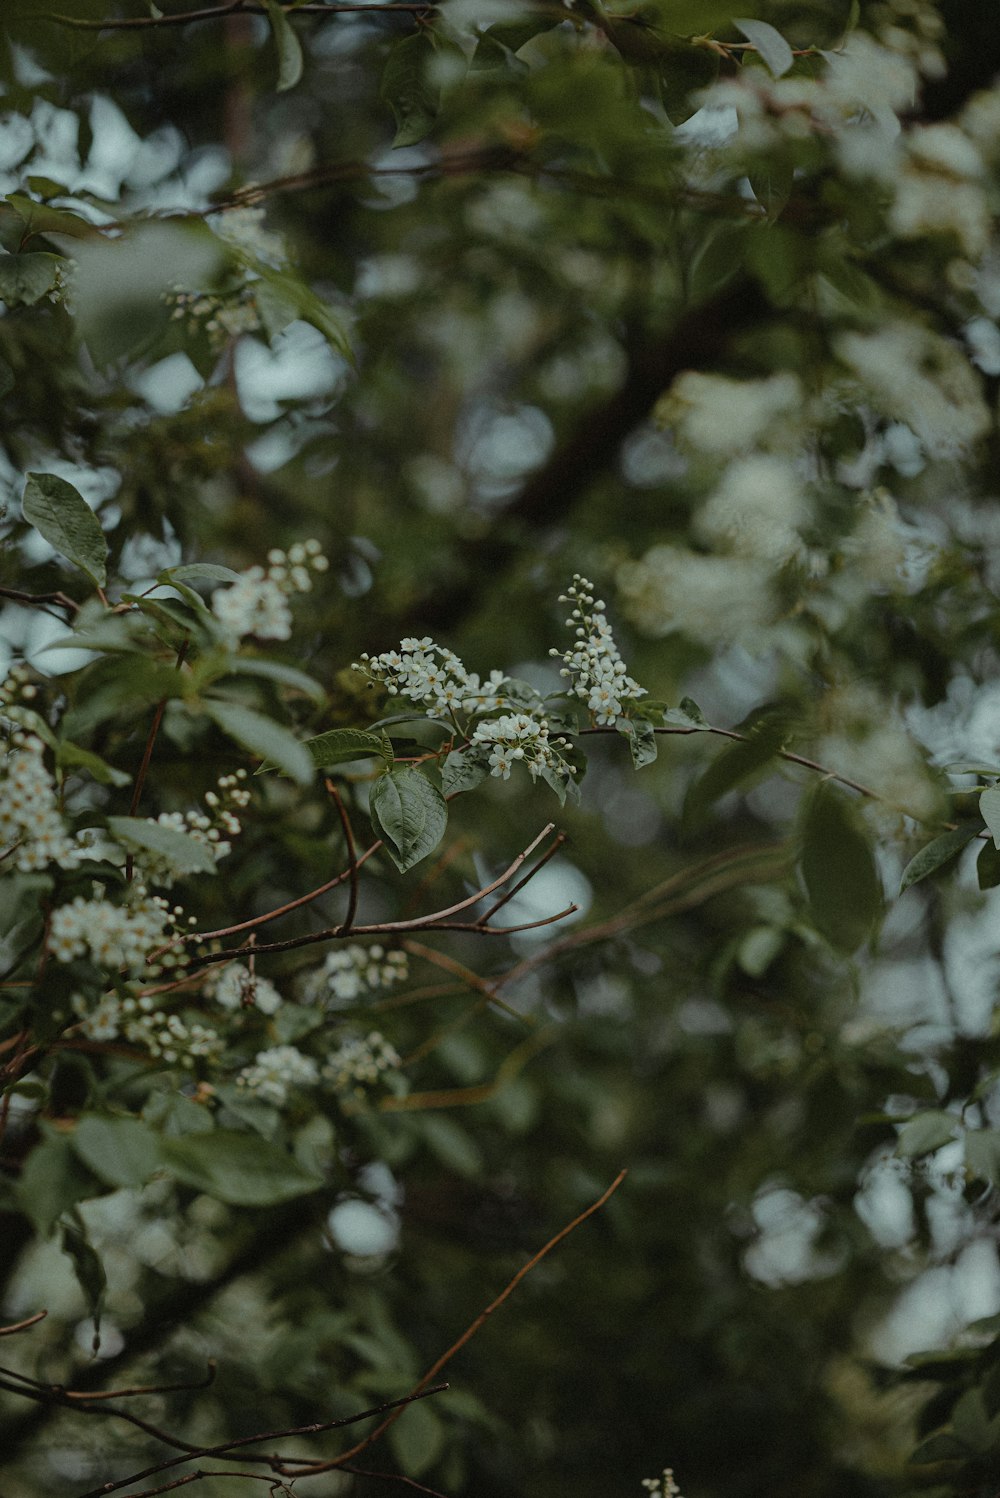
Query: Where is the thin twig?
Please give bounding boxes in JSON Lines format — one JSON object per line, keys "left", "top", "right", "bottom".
{"left": 0, "top": 1311, "right": 46, "bottom": 1337}
{"left": 325, "top": 779, "right": 359, "bottom": 933}
{"left": 0, "top": 584, "right": 80, "bottom": 616}
{"left": 475, "top": 831, "right": 567, "bottom": 926}
{"left": 401, "top": 940, "right": 529, "bottom": 1024}
{"left": 72, "top": 1386, "right": 449, "bottom": 1498}
{"left": 340, "top": 1465, "right": 448, "bottom": 1497}
{"left": 125, "top": 638, "right": 190, "bottom": 882}
{"left": 42, "top": 0, "right": 436, "bottom": 27}
{"left": 378, "top": 1024, "right": 556, "bottom": 1112}
{"left": 291, "top": 1169, "right": 627, "bottom": 1473}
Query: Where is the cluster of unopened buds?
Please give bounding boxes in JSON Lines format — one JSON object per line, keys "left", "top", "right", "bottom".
{"left": 324, "top": 1031, "right": 402, "bottom": 1098}
{"left": 237, "top": 1044, "right": 319, "bottom": 1107}
{"left": 211, "top": 540, "right": 328, "bottom": 646}
{"left": 641, "top": 1471, "right": 682, "bottom": 1498}
{"left": 551, "top": 575, "right": 647, "bottom": 725}
{"left": 166, "top": 284, "right": 262, "bottom": 343}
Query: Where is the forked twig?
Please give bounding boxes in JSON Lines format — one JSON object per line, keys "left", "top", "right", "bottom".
{"left": 284, "top": 1168, "right": 627, "bottom": 1474}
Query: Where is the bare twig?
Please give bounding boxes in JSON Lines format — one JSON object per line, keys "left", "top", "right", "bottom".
{"left": 378, "top": 1023, "right": 556, "bottom": 1111}
{"left": 401, "top": 939, "right": 529, "bottom": 1024}
{"left": 125, "top": 638, "right": 190, "bottom": 882}
{"left": 289, "top": 1168, "right": 627, "bottom": 1473}
{"left": 72, "top": 1386, "right": 449, "bottom": 1498}
{"left": 42, "top": 0, "right": 437, "bottom": 28}
{"left": 0, "top": 1311, "right": 46, "bottom": 1337}
{"left": 475, "top": 830, "right": 566, "bottom": 926}
{"left": 0, "top": 585, "right": 80, "bottom": 616}
{"left": 340, "top": 1465, "right": 449, "bottom": 1497}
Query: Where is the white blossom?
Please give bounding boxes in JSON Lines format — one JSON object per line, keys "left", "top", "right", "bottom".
{"left": 237, "top": 1044, "right": 319, "bottom": 1107}
{"left": 299, "top": 943, "right": 408, "bottom": 1006}
{"left": 617, "top": 548, "right": 774, "bottom": 643}
{"left": 205, "top": 962, "right": 282, "bottom": 1015}
{"left": 211, "top": 542, "right": 328, "bottom": 647}
{"left": 0, "top": 731, "right": 87, "bottom": 874}
{"left": 49, "top": 890, "right": 174, "bottom": 975}
{"left": 661, "top": 371, "right": 802, "bottom": 457}
{"left": 696, "top": 454, "right": 808, "bottom": 565}
{"left": 324, "top": 1031, "right": 401, "bottom": 1096}
{"left": 550, "top": 575, "right": 646, "bottom": 726}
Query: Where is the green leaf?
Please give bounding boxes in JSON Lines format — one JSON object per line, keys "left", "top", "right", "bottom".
{"left": 61, "top": 1213, "right": 107, "bottom": 1339}
{"left": 15, "top": 1130, "right": 97, "bottom": 1236}
{"left": 242, "top": 260, "right": 352, "bottom": 361}
{"left": 441, "top": 747, "right": 491, "bottom": 796}
{"left": 369, "top": 768, "right": 448, "bottom": 872}
{"left": 204, "top": 699, "right": 314, "bottom": 786}
{"left": 965, "top": 1128, "right": 1000, "bottom": 1185}
{"left": 300, "top": 727, "right": 394, "bottom": 771}
{"left": 221, "top": 656, "right": 326, "bottom": 701}
{"left": 264, "top": 0, "right": 304, "bottom": 91}
{"left": 56, "top": 741, "right": 131, "bottom": 787}
{"left": 980, "top": 786, "right": 1000, "bottom": 846}
{"left": 388, "top": 1398, "right": 446, "bottom": 1478}
{"left": 107, "top": 815, "right": 219, "bottom": 876}
{"left": 800, "top": 783, "right": 882, "bottom": 953}
{"left": 162, "top": 563, "right": 243, "bottom": 586}
{"left": 71, "top": 1115, "right": 163, "bottom": 1189}
{"left": 684, "top": 707, "right": 790, "bottom": 823}
{"left": 22, "top": 471, "right": 108, "bottom": 587}
{"left": 163, "top": 1130, "right": 323, "bottom": 1205}
{"left": 978, "top": 840, "right": 1000, "bottom": 890}
{"left": 899, "top": 824, "right": 981, "bottom": 893}
{"left": 747, "top": 155, "right": 794, "bottom": 221}
{"left": 0, "top": 251, "right": 62, "bottom": 306}
{"left": 908, "top": 1431, "right": 968, "bottom": 1464}
{"left": 4, "top": 193, "right": 99, "bottom": 241}
{"left": 380, "top": 31, "right": 440, "bottom": 148}
{"left": 616, "top": 715, "right": 658, "bottom": 769}
{"left": 143, "top": 1090, "right": 215, "bottom": 1136}
{"left": 734, "top": 18, "right": 794, "bottom": 76}
{"left": 896, "top": 1110, "right": 959, "bottom": 1158}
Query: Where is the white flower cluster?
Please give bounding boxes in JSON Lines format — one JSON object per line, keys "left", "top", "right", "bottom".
{"left": 354, "top": 639, "right": 507, "bottom": 719}
{"left": 49, "top": 889, "right": 175, "bottom": 974}
{"left": 299, "top": 943, "right": 408, "bottom": 1006}
{"left": 211, "top": 540, "right": 328, "bottom": 647}
{"left": 209, "top": 206, "right": 288, "bottom": 267}
{"left": 470, "top": 711, "right": 575, "bottom": 782}
{"left": 237, "top": 1044, "right": 319, "bottom": 1107}
{"left": 642, "top": 1470, "right": 682, "bottom": 1498}
{"left": 660, "top": 371, "right": 803, "bottom": 457}
{"left": 550, "top": 576, "right": 647, "bottom": 725}
{"left": 204, "top": 961, "right": 282, "bottom": 1015}
{"left": 73, "top": 990, "right": 223, "bottom": 1065}
{"left": 134, "top": 772, "right": 251, "bottom": 887}
{"left": 0, "top": 731, "right": 88, "bottom": 874}
{"left": 696, "top": 454, "right": 808, "bottom": 567}
{"left": 324, "top": 1031, "right": 401, "bottom": 1097}
{"left": 617, "top": 547, "right": 774, "bottom": 643}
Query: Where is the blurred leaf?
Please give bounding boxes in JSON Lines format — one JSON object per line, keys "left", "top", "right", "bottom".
{"left": 980, "top": 786, "right": 1000, "bottom": 847}
{"left": 107, "top": 815, "right": 219, "bottom": 876}
{"left": 163, "top": 1130, "right": 323, "bottom": 1205}
{"left": 22, "top": 471, "right": 108, "bottom": 587}
{"left": 163, "top": 563, "right": 242, "bottom": 586}
{"left": 71, "top": 1115, "right": 163, "bottom": 1189}
{"left": 685, "top": 706, "right": 790, "bottom": 824}
{"left": 381, "top": 31, "right": 440, "bottom": 148}
{"left": 800, "top": 782, "right": 882, "bottom": 953}
{"left": 370, "top": 768, "right": 448, "bottom": 871}
{"left": 61, "top": 1212, "right": 106, "bottom": 1335}
{"left": 221, "top": 656, "right": 326, "bottom": 701}
{"left": 734, "top": 18, "right": 794, "bottom": 76}
{"left": 204, "top": 698, "right": 314, "bottom": 785}
{"left": 388, "top": 1398, "right": 446, "bottom": 1477}
{"left": 56, "top": 740, "right": 130, "bottom": 787}
{"left": 964, "top": 1128, "right": 1000, "bottom": 1185}
{"left": 0, "top": 251, "right": 62, "bottom": 306}
{"left": 616, "top": 715, "right": 658, "bottom": 768}
{"left": 16, "top": 1129, "right": 96, "bottom": 1236}
{"left": 978, "top": 840, "right": 1000, "bottom": 890}
{"left": 264, "top": 0, "right": 304, "bottom": 91}
{"left": 899, "top": 824, "right": 980, "bottom": 893}
{"left": 896, "top": 1111, "right": 959, "bottom": 1158}
{"left": 658, "top": 39, "right": 719, "bottom": 121}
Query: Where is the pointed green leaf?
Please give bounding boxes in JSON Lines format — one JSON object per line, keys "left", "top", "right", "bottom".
{"left": 981, "top": 786, "right": 1000, "bottom": 847}
{"left": 302, "top": 727, "right": 394, "bottom": 770}
{"left": 204, "top": 699, "right": 314, "bottom": 785}
{"left": 163, "top": 1130, "right": 323, "bottom": 1205}
{"left": 264, "top": 0, "right": 304, "bottom": 91}
{"left": 162, "top": 563, "right": 243, "bottom": 586}
{"left": 685, "top": 707, "right": 790, "bottom": 823}
{"left": 979, "top": 840, "right": 1000, "bottom": 890}
{"left": 0, "top": 251, "right": 62, "bottom": 306}
{"left": 734, "top": 18, "right": 794, "bottom": 77}
{"left": 388, "top": 1397, "right": 446, "bottom": 1478}
{"left": 22, "top": 471, "right": 108, "bottom": 587}
{"left": 71, "top": 1115, "right": 163, "bottom": 1189}
{"left": 61, "top": 1212, "right": 107, "bottom": 1337}
{"left": 107, "top": 815, "right": 219, "bottom": 876}
{"left": 616, "top": 715, "right": 658, "bottom": 769}
{"left": 896, "top": 1110, "right": 958, "bottom": 1158}
{"left": 800, "top": 782, "right": 882, "bottom": 952}
{"left": 380, "top": 31, "right": 440, "bottom": 148}
{"left": 441, "top": 747, "right": 491, "bottom": 795}
{"left": 899, "top": 824, "right": 980, "bottom": 893}
{"left": 370, "top": 768, "right": 448, "bottom": 872}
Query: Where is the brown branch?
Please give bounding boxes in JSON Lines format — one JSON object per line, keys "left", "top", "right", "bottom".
{"left": 0, "top": 585, "right": 79, "bottom": 615}
{"left": 293, "top": 1168, "right": 627, "bottom": 1473}
{"left": 101, "top": 1471, "right": 292, "bottom": 1498}
{"left": 0, "top": 1311, "right": 46, "bottom": 1337}
{"left": 42, "top": 0, "right": 437, "bottom": 27}
{"left": 125, "top": 638, "right": 190, "bottom": 882}
{"left": 401, "top": 939, "right": 529, "bottom": 1024}
{"left": 475, "top": 830, "right": 566, "bottom": 926}
{"left": 325, "top": 779, "right": 359, "bottom": 933}
{"left": 72, "top": 1386, "right": 449, "bottom": 1498}
{"left": 379, "top": 1023, "right": 555, "bottom": 1111}
{"left": 340, "top": 1465, "right": 449, "bottom": 1497}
